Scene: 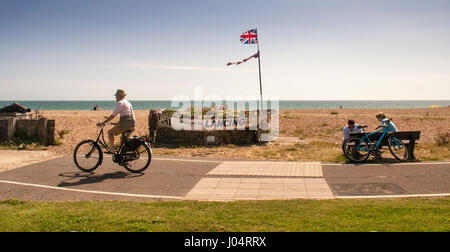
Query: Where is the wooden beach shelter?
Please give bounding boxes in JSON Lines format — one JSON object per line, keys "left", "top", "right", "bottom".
{"left": 0, "top": 102, "right": 31, "bottom": 114}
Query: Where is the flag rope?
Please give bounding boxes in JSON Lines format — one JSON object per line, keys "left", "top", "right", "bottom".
{"left": 226, "top": 52, "right": 259, "bottom": 67}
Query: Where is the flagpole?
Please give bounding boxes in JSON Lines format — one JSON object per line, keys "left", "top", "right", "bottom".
{"left": 255, "top": 28, "right": 263, "bottom": 112}
{"left": 255, "top": 28, "right": 264, "bottom": 142}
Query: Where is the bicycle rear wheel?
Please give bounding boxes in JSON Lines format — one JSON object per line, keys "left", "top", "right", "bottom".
{"left": 343, "top": 137, "right": 371, "bottom": 163}
{"left": 73, "top": 140, "right": 103, "bottom": 172}
{"left": 122, "top": 142, "right": 152, "bottom": 173}
{"left": 388, "top": 136, "right": 409, "bottom": 162}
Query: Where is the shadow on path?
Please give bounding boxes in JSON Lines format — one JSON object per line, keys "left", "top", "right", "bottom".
{"left": 57, "top": 171, "right": 144, "bottom": 187}
{"left": 341, "top": 157, "right": 415, "bottom": 167}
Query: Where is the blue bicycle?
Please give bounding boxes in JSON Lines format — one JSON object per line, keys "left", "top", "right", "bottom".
{"left": 342, "top": 118, "right": 409, "bottom": 163}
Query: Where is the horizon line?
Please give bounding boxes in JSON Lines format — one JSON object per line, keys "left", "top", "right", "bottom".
{"left": 1, "top": 99, "right": 450, "bottom": 102}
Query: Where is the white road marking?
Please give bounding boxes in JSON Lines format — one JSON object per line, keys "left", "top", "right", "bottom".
{"left": 0, "top": 179, "right": 183, "bottom": 200}
{"left": 153, "top": 157, "right": 222, "bottom": 163}
{"left": 78, "top": 155, "right": 221, "bottom": 163}
{"left": 321, "top": 162, "right": 450, "bottom": 166}
{"left": 1, "top": 179, "right": 448, "bottom": 200}
{"left": 80, "top": 154, "right": 449, "bottom": 166}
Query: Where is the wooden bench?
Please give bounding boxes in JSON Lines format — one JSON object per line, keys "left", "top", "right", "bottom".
{"left": 349, "top": 131, "right": 421, "bottom": 161}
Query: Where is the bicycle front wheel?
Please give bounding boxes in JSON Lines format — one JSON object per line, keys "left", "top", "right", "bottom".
{"left": 388, "top": 136, "right": 409, "bottom": 162}
{"left": 122, "top": 142, "right": 152, "bottom": 173}
{"left": 73, "top": 140, "right": 103, "bottom": 172}
{"left": 343, "top": 137, "right": 371, "bottom": 163}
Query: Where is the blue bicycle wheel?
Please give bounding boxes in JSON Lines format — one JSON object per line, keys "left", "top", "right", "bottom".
{"left": 388, "top": 136, "right": 409, "bottom": 162}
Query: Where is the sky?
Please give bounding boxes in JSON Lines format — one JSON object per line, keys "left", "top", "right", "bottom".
{"left": 1, "top": 0, "right": 450, "bottom": 100}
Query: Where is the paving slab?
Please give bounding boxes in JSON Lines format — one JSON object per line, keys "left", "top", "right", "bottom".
{"left": 184, "top": 177, "right": 334, "bottom": 201}
{"left": 207, "top": 161, "right": 323, "bottom": 177}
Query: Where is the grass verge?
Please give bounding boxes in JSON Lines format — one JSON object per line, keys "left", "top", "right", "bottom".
{"left": 0, "top": 197, "right": 449, "bottom": 232}
{"left": 0, "top": 141, "right": 47, "bottom": 150}
{"left": 415, "top": 143, "right": 450, "bottom": 161}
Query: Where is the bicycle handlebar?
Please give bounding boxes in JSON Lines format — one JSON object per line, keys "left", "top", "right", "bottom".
{"left": 375, "top": 118, "right": 394, "bottom": 130}
{"left": 375, "top": 125, "right": 388, "bottom": 130}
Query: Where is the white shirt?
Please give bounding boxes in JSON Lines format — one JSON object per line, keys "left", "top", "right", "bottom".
{"left": 112, "top": 99, "right": 135, "bottom": 120}
{"left": 343, "top": 124, "right": 363, "bottom": 141}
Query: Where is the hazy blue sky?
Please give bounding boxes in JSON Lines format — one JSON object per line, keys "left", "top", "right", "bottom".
{"left": 1, "top": 0, "right": 449, "bottom": 100}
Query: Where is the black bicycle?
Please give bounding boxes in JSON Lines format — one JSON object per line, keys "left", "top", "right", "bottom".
{"left": 73, "top": 123, "right": 152, "bottom": 173}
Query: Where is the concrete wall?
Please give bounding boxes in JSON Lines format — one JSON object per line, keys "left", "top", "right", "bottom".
{"left": 0, "top": 116, "right": 55, "bottom": 145}
{"left": 150, "top": 112, "right": 259, "bottom": 146}
{"left": 155, "top": 127, "right": 258, "bottom": 146}
{"left": 0, "top": 117, "right": 18, "bottom": 142}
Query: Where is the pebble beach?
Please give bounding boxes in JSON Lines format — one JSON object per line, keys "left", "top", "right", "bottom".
{"left": 38, "top": 108, "right": 450, "bottom": 160}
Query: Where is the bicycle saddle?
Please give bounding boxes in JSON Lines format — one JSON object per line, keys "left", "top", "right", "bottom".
{"left": 122, "top": 129, "right": 134, "bottom": 138}
{"left": 358, "top": 125, "right": 368, "bottom": 129}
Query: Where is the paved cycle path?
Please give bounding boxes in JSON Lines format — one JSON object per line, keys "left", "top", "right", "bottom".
{"left": 322, "top": 162, "right": 450, "bottom": 197}
{"left": 0, "top": 155, "right": 448, "bottom": 201}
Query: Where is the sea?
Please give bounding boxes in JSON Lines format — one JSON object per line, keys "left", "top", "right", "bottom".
{"left": 0, "top": 100, "right": 449, "bottom": 111}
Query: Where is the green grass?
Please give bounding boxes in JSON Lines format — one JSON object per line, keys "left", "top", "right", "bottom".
{"left": 0, "top": 140, "right": 47, "bottom": 150}
{"left": 293, "top": 129, "right": 306, "bottom": 139}
{"left": 60, "top": 129, "right": 71, "bottom": 135}
{"left": 284, "top": 147, "right": 298, "bottom": 152}
{"left": 331, "top": 154, "right": 349, "bottom": 163}
{"left": 415, "top": 143, "right": 450, "bottom": 161}
{"left": 0, "top": 128, "right": 55, "bottom": 150}
{"left": 0, "top": 198, "right": 449, "bottom": 232}
{"left": 281, "top": 113, "right": 299, "bottom": 119}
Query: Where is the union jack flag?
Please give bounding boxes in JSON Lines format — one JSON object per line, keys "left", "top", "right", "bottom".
{"left": 240, "top": 29, "right": 258, "bottom": 44}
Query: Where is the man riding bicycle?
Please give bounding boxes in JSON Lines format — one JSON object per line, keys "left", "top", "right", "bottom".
{"left": 97, "top": 89, "right": 136, "bottom": 154}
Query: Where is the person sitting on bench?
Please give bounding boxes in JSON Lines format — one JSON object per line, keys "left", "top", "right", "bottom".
{"left": 343, "top": 119, "right": 364, "bottom": 141}
{"left": 376, "top": 112, "right": 398, "bottom": 132}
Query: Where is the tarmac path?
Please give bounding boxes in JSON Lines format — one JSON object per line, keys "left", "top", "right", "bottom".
{"left": 0, "top": 154, "right": 448, "bottom": 202}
